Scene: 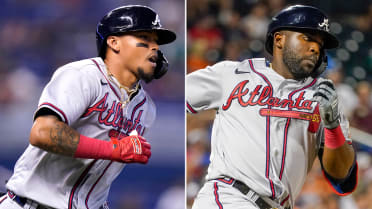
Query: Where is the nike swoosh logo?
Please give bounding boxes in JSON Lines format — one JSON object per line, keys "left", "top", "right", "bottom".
{"left": 235, "top": 68, "right": 250, "bottom": 74}
{"left": 100, "top": 79, "right": 108, "bottom": 85}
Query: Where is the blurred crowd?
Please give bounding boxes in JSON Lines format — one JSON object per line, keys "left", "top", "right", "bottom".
{"left": 187, "top": 0, "right": 372, "bottom": 209}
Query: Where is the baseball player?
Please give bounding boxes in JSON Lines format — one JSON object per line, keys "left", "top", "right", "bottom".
{"left": 187, "top": 5, "right": 358, "bottom": 209}
{"left": 0, "top": 5, "right": 176, "bottom": 209}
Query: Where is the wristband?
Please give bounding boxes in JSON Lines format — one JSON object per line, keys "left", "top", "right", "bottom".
{"left": 74, "top": 135, "right": 113, "bottom": 159}
{"left": 324, "top": 125, "right": 345, "bottom": 149}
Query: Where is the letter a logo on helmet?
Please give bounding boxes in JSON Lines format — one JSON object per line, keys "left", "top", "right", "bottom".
{"left": 318, "top": 18, "right": 329, "bottom": 32}
{"left": 152, "top": 14, "right": 161, "bottom": 27}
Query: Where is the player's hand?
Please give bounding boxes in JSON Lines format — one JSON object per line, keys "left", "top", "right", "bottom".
{"left": 110, "top": 135, "right": 151, "bottom": 164}
{"left": 313, "top": 79, "right": 340, "bottom": 129}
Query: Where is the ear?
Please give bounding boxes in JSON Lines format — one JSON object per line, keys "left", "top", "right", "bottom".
{"left": 273, "top": 32, "right": 284, "bottom": 50}
{"left": 106, "top": 36, "right": 120, "bottom": 53}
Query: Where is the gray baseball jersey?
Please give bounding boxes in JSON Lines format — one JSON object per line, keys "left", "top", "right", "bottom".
{"left": 6, "top": 57, "right": 156, "bottom": 209}
{"left": 187, "top": 58, "right": 353, "bottom": 208}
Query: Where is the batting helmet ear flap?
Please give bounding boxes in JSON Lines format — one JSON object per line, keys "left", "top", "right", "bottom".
{"left": 311, "top": 50, "right": 327, "bottom": 78}
{"left": 153, "top": 50, "right": 169, "bottom": 79}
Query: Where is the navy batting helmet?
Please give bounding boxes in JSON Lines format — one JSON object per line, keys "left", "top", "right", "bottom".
{"left": 265, "top": 5, "right": 339, "bottom": 55}
{"left": 96, "top": 5, "right": 177, "bottom": 58}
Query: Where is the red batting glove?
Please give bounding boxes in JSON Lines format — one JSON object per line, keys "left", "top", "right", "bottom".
{"left": 110, "top": 135, "right": 151, "bottom": 164}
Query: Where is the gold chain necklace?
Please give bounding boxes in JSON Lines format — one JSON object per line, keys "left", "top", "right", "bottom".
{"left": 106, "top": 67, "right": 140, "bottom": 109}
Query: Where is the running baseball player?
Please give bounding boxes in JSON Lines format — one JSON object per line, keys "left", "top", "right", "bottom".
{"left": 0, "top": 5, "right": 176, "bottom": 209}
{"left": 187, "top": 5, "right": 358, "bottom": 209}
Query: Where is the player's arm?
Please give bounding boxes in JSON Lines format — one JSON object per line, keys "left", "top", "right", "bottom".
{"left": 314, "top": 79, "right": 357, "bottom": 195}
{"left": 30, "top": 114, "right": 79, "bottom": 156}
{"left": 321, "top": 132, "right": 355, "bottom": 179}
{"left": 187, "top": 61, "right": 234, "bottom": 113}
{"left": 30, "top": 111, "right": 151, "bottom": 164}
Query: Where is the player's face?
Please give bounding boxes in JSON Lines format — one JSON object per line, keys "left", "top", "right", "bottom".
{"left": 118, "top": 31, "right": 159, "bottom": 83}
{"left": 282, "top": 31, "right": 324, "bottom": 80}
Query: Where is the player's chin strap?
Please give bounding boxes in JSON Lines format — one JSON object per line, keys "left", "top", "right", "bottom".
{"left": 311, "top": 50, "right": 328, "bottom": 78}
{"left": 153, "top": 50, "right": 169, "bottom": 79}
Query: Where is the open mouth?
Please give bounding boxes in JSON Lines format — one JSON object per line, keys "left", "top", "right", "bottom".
{"left": 148, "top": 55, "right": 158, "bottom": 63}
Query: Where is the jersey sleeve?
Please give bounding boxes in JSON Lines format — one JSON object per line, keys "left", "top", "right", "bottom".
{"left": 317, "top": 112, "right": 358, "bottom": 195}
{"left": 35, "top": 66, "right": 98, "bottom": 125}
{"left": 186, "top": 61, "right": 235, "bottom": 113}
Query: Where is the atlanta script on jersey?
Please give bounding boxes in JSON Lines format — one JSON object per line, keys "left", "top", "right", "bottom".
{"left": 6, "top": 57, "right": 156, "bottom": 209}
{"left": 187, "top": 58, "right": 357, "bottom": 208}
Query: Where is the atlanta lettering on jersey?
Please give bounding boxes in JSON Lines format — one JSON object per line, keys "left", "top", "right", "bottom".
{"left": 82, "top": 93, "right": 145, "bottom": 136}
{"left": 222, "top": 80, "right": 314, "bottom": 111}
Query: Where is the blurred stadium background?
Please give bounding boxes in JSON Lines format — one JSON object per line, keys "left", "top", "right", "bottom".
{"left": 187, "top": 0, "right": 372, "bottom": 209}
{"left": 0, "top": 0, "right": 185, "bottom": 209}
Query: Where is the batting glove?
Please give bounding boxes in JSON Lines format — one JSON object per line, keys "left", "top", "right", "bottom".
{"left": 111, "top": 135, "right": 151, "bottom": 164}
{"left": 313, "top": 79, "right": 340, "bottom": 129}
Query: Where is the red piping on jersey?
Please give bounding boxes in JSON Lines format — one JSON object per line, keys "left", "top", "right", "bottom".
{"left": 0, "top": 195, "right": 7, "bottom": 203}
{"left": 131, "top": 97, "right": 146, "bottom": 120}
{"left": 280, "top": 118, "right": 291, "bottom": 179}
{"left": 91, "top": 59, "right": 121, "bottom": 100}
{"left": 280, "top": 195, "right": 290, "bottom": 206}
{"left": 249, "top": 59, "right": 276, "bottom": 199}
{"left": 126, "top": 97, "right": 146, "bottom": 134}
{"left": 217, "top": 178, "right": 234, "bottom": 184}
{"left": 279, "top": 78, "right": 317, "bottom": 180}
{"left": 69, "top": 160, "right": 97, "bottom": 209}
{"left": 186, "top": 102, "right": 197, "bottom": 113}
{"left": 213, "top": 182, "right": 223, "bottom": 209}
{"left": 85, "top": 162, "right": 113, "bottom": 209}
{"left": 40, "top": 103, "right": 69, "bottom": 124}
{"left": 322, "top": 162, "right": 359, "bottom": 196}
